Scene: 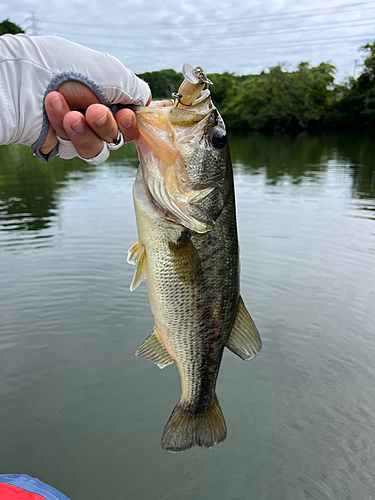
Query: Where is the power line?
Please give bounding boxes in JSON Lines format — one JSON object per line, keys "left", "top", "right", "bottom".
{"left": 207, "top": 19, "right": 375, "bottom": 41}
{"left": 41, "top": 0, "right": 375, "bottom": 31}
{"left": 64, "top": 33, "right": 371, "bottom": 74}
{"left": 76, "top": 32, "right": 373, "bottom": 58}
{"left": 44, "top": 18, "right": 375, "bottom": 43}
{"left": 104, "top": 53, "right": 181, "bottom": 70}
{"left": 170, "top": 33, "right": 374, "bottom": 53}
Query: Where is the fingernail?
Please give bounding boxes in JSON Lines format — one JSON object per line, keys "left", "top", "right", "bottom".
{"left": 50, "top": 96, "right": 63, "bottom": 112}
{"left": 71, "top": 117, "right": 84, "bottom": 133}
{"left": 94, "top": 114, "right": 107, "bottom": 127}
{"left": 120, "top": 115, "right": 133, "bottom": 128}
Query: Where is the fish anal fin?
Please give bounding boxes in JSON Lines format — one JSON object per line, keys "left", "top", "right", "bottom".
{"left": 169, "top": 232, "right": 202, "bottom": 287}
{"left": 136, "top": 327, "right": 174, "bottom": 369}
{"left": 127, "top": 241, "right": 141, "bottom": 265}
{"left": 162, "top": 395, "right": 227, "bottom": 452}
{"left": 226, "top": 296, "right": 262, "bottom": 360}
{"left": 130, "top": 244, "right": 147, "bottom": 292}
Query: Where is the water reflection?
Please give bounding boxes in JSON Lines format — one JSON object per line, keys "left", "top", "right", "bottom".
{"left": 1, "top": 132, "right": 375, "bottom": 500}
{"left": 330, "top": 131, "right": 375, "bottom": 200}
{"left": 0, "top": 143, "right": 138, "bottom": 249}
{"left": 0, "top": 146, "right": 93, "bottom": 232}
{"left": 0, "top": 132, "right": 374, "bottom": 248}
{"left": 229, "top": 131, "right": 375, "bottom": 200}
{"left": 229, "top": 132, "right": 331, "bottom": 183}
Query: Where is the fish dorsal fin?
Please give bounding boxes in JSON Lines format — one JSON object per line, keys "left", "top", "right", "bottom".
{"left": 169, "top": 232, "right": 202, "bottom": 287}
{"left": 127, "top": 241, "right": 141, "bottom": 265}
{"left": 129, "top": 243, "right": 147, "bottom": 291}
{"left": 136, "top": 327, "right": 175, "bottom": 369}
{"left": 226, "top": 296, "right": 262, "bottom": 360}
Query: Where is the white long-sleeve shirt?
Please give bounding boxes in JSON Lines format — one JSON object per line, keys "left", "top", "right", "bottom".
{"left": 0, "top": 34, "right": 150, "bottom": 160}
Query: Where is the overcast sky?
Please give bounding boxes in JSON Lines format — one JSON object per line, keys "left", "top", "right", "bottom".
{"left": 1, "top": 0, "right": 374, "bottom": 82}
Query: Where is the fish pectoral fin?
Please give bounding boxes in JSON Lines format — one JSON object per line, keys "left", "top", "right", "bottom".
{"left": 226, "top": 296, "right": 262, "bottom": 360}
{"left": 130, "top": 244, "right": 147, "bottom": 292}
{"left": 135, "top": 327, "right": 175, "bottom": 369}
{"left": 169, "top": 232, "right": 202, "bottom": 287}
{"left": 127, "top": 241, "right": 141, "bottom": 265}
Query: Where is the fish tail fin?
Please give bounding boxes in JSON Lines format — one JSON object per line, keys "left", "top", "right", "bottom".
{"left": 161, "top": 395, "right": 227, "bottom": 452}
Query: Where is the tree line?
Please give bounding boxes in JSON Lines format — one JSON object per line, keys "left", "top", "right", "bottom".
{"left": 138, "top": 42, "right": 375, "bottom": 132}
{"left": 2, "top": 19, "right": 373, "bottom": 132}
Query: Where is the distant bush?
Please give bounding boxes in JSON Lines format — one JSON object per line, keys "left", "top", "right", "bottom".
{"left": 137, "top": 69, "right": 182, "bottom": 99}
{"left": 0, "top": 19, "right": 24, "bottom": 35}
{"left": 137, "top": 41, "right": 375, "bottom": 132}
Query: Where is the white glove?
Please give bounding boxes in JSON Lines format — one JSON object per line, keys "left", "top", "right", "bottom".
{"left": 0, "top": 34, "right": 150, "bottom": 162}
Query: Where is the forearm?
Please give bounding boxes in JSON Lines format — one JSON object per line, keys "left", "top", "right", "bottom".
{"left": 0, "top": 34, "right": 51, "bottom": 146}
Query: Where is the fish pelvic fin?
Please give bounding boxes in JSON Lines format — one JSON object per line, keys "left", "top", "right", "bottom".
{"left": 161, "top": 395, "right": 227, "bottom": 452}
{"left": 226, "top": 295, "right": 262, "bottom": 360}
{"left": 129, "top": 244, "right": 147, "bottom": 292}
{"left": 136, "top": 327, "right": 174, "bottom": 369}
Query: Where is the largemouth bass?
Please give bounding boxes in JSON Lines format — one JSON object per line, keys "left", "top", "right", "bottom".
{"left": 128, "top": 80, "right": 261, "bottom": 452}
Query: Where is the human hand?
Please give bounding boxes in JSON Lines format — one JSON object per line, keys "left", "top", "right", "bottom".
{"left": 0, "top": 35, "right": 151, "bottom": 164}
{"left": 40, "top": 81, "right": 151, "bottom": 160}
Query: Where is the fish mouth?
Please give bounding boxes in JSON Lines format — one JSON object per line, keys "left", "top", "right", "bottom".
{"left": 134, "top": 89, "right": 213, "bottom": 124}
{"left": 136, "top": 89, "right": 211, "bottom": 109}
{"left": 134, "top": 89, "right": 219, "bottom": 159}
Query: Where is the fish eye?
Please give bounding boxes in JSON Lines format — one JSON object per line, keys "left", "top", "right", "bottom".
{"left": 209, "top": 127, "right": 227, "bottom": 149}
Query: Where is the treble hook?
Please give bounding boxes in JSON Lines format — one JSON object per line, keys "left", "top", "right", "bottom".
{"left": 172, "top": 92, "right": 183, "bottom": 107}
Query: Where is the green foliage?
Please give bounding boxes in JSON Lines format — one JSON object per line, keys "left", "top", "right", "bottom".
{"left": 0, "top": 19, "right": 24, "bottom": 35}
{"left": 213, "top": 62, "right": 335, "bottom": 132}
{"left": 137, "top": 69, "right": 182, "bottom": 99}
{"left": 207, "top": 72, "right": 240, "bottom": 108}
{"left": 361, "top": 41, "right": 375, "bottom": 80}
{"left": 139, "top": 41, "right": 375, "bottom": 132}
{"left": 326, "top": 42, "right": 375, "bottom": 129}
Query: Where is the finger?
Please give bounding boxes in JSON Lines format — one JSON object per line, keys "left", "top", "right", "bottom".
{"left": 63, "top": 111, "right": 103, "bottom": 159}
{"left": 39, "top": 124, "right": 59, "bottom": 155}
{"left": 85, "top": 104, "right": 119, "bottom": 143}
{"left": 44, "top": 91, "right": 71, "bottom": 140}
{"left": 115, "top": 108, "right": 138, "bottom": 143}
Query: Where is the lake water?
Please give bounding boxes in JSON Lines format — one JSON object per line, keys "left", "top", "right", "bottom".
{"left": 1, "top": 132, "right": 374, "bottom": 499}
